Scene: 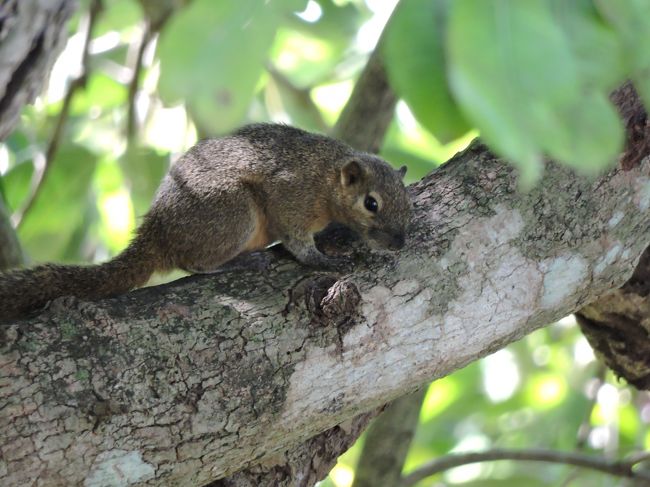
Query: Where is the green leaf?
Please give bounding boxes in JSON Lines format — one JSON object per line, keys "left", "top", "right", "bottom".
{"left": 5, "top": 130, "right": 30, "bottom": 155}
{"left": 550, "top": 0, "right": 626, "bottom": 92}
{"left": 273, "top": 0, "right": 362, "bottom": 87}
{"left": 158, "top": 0, "right": 282, "bottom": 134}
{"left": 282, "top": 0, "right": 309, "bottom": 13}
{"left": 18, "top": 145, "right": 97, "bottom": 262}
{"left": 557, "top": 91, "right": 624, "bottom": 174}
{"left": 2, "top": 162, "right": 33, "bottom": 212}
{"left": 594, "top": 0, "right": 650, "bottom": 108}
{"left": 383, "top": 0, "right": 470, "bottom": 143}
{"left": 119, "top": 147, "right": 168, "bottom": 217}
{"left": 94, "top": 0, "right": 143, "bottom": 37}
{"left": 448, "top": 0, "right": 622, "bottom": 185}
{"left": 71, "top": 73, "right": 128, "bottom": 115}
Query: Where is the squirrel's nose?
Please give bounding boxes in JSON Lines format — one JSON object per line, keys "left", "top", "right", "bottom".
{"left": 389, "top": 232, "right": 405, "bottom": 250}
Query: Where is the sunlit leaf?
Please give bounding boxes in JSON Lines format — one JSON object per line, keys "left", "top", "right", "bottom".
{"left": 2, "top": 161, "right": 33, "bottom": 212}
{"left": 550, "top": 0, "right": 626, "bottom": 92}
{"left": 71, "top": 73, "right": 128, "bottom": 115}
{"left": 448, "top": 0, "right": 574, "bottom": 185}
{"left": 119, "top": 146, "right": 168, "bottom": 216}
{"left": 384, "top": 0, "right": 470, "bottom": 143}
{"left": 447, "top": 0, "right": 623, "bottom": 185}
{"left": 272, "top": 0, "right": 363, "bottom": 87}
{"left": 158, "top": 0, "right": 302, "bottom": 135}
{"left": 594, "top": 0, "right": 650, "bottom": 109}
{"left": 556, "top": 91, "right": 624, "bottom": 174}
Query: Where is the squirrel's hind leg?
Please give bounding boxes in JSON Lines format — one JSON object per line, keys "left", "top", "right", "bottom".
{"left": 167, "top": 186, "right": 265, "bottom": 274}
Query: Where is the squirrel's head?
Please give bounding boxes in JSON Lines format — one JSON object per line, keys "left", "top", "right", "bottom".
{"left": 334, "top": 155, "right": 411, "bottom": 251}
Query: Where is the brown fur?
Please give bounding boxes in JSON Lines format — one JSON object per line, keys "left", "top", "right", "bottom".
{"left": 244, "top": 206, "right": 272, "bottom": 252}
{"left": 0, "top": 124, "right": 411, "bottom": 322}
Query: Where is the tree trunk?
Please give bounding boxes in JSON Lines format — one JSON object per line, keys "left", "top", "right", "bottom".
{"left": 0, "top": 0, "right": 75, "bottom": 140}
{"left": 2, "top": 90, "right": 650, "bottom": 485}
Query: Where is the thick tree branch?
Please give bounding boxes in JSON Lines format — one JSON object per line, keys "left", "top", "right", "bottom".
{"left": 0, "top": 0, "right": 75, "bottom": 273}
{"left": 400, "top": 448, "right": 650, "bottom": 486}
{"left": 2, "top": 105, "right": 650, "bottom": 485}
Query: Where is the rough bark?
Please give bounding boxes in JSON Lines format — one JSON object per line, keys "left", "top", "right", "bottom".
{"left": 0, "top": 0, "right": 76, "bottom": 140}
{"left": 2, "top": 123, "right": 650, "bottom": 485}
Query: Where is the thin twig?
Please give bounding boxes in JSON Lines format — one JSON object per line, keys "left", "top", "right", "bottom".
{"left": 126, "top": 10, "right": 172, "bottom": 141}
{"left": 576, "top": 364, "right": 607, "bottom": 449}
{"left": 265, "top": 64, "right": 329, "bottom": 133}
{"left": 400, "top": 448, "right": 650, "bottom": 486}
{"left": 561, "top": 364, "right": 607, "bottom": 487}
{"left": 13, "top": 0, "right": 104, "bottom": 228}
{"left": 126, "top": 21, "right": 152, "bottom": 140}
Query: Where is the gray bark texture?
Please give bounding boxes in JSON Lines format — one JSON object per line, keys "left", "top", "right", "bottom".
{"left": 0, "top": 0, "right": 75, "bottom": 140}
{"left": 2, "top": 108, "right": 650, "bottom": 486}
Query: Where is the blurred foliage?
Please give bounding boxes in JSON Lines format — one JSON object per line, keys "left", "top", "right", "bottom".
{"left": 384, "top": 0, "right": 649, "bottom": 186}
{"left": 0, "top": 1, "right": 648, "bottom": 486}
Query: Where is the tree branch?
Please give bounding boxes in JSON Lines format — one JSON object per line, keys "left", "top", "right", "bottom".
{"left": 400, "top": 448, "right": 650, "bottom": 486}
{"left": 3, "top": 95, "right": 650, "bottom": 484}
{"left": 352, "top": 389, "right": 426, "bottom": 487}
{"left": 333, "top": 49, "right": 397, "bottom": 153}
{"left": 571, "top": 84, "right": 650, "bottom": 390}
{"left": 0, "top": 0, "right": 76, "bottom": 141}
{"left": 126, "top": 4, "right": 174, "bottom": 141}
{"left": 0, "top": 198, "right": 23, "bottom": 270}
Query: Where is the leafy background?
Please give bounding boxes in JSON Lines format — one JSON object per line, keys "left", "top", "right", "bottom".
{"left": 1, "top": 0, "right": 649, "bottom": 485}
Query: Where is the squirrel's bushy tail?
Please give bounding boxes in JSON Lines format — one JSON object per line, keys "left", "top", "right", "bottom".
{"left": 0, "top": 230, "right": 163, "bottom": 323}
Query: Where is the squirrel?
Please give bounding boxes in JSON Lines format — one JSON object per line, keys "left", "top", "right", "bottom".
{"left": 0, "top": 123, "right": 411, "bottom": 322}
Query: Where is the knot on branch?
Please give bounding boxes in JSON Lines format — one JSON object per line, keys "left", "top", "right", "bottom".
{"left": 320, "top": 280, "right": 361, "bottom": 320}
{"left": 301, "top": 276, "right": 360, "bottom": 322}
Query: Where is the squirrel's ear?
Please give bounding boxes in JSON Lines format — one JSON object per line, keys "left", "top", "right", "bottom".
{"left": 396, "top": 165, "right": 407, "bottom": 179}
{"left": 341, "top": 160, "right": 363, "bottom": 187}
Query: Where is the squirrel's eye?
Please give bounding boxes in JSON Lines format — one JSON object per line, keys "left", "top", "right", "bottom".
{"left": 364, "top": 195, "right": 378, "bottom": 213}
